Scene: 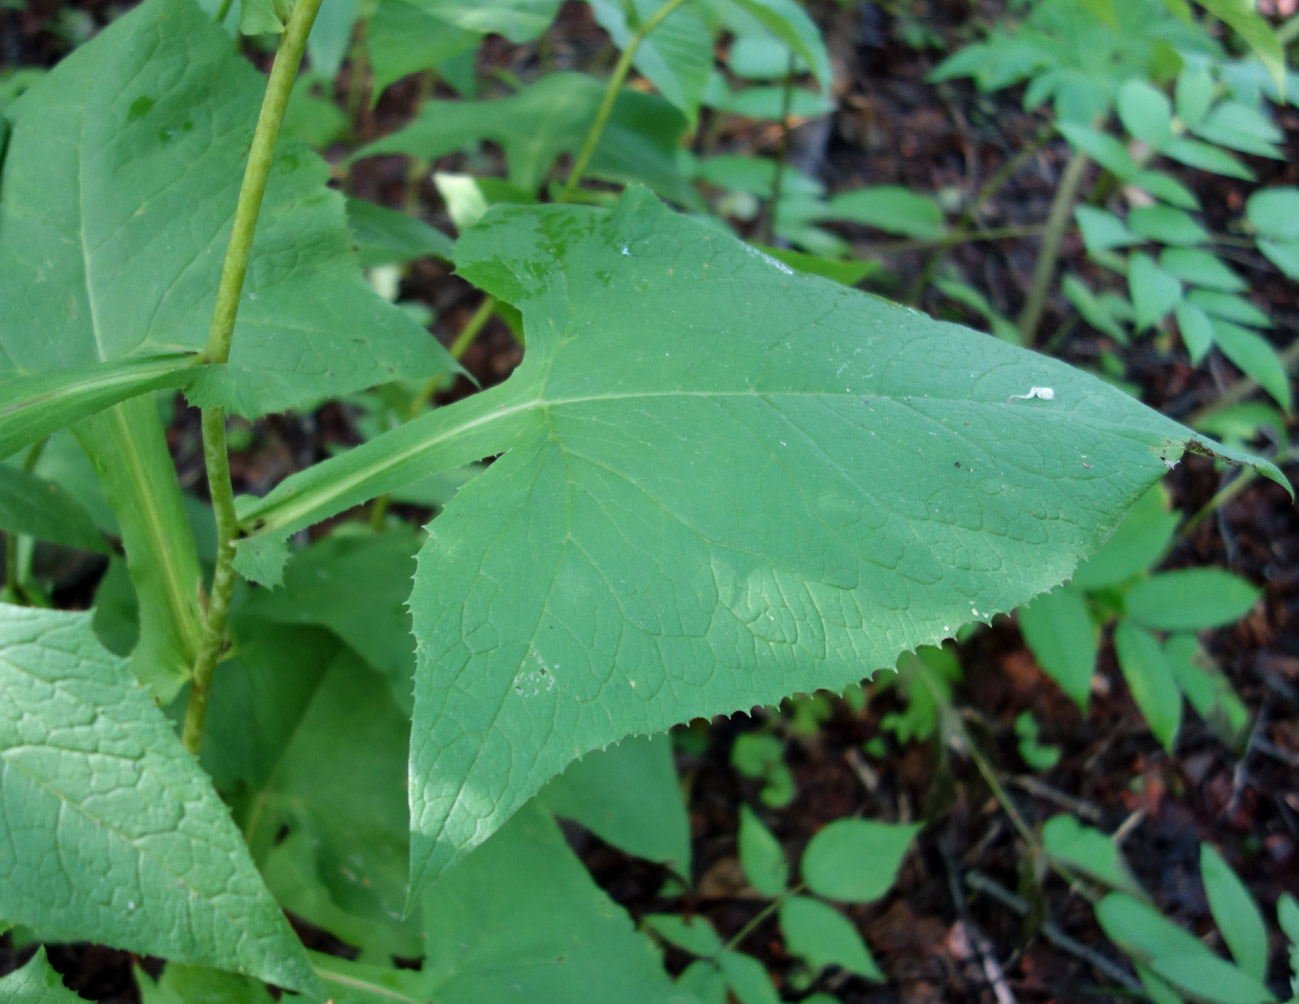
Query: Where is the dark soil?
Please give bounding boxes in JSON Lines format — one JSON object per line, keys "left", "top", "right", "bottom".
{"left": 2, "top": 1, "right": 1296, "bottom": 1001}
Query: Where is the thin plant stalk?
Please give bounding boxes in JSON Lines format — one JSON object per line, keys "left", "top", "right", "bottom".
{"left": 559, "top": 0, "right": 691, "bottom": 202}
{"left": 405, "top": 70, "right": 437, "bottom": 214}
{"left": 214, "top": 0, "right": 234, "bottom": 25}
{"left": 1017, "top": 146, "right": 1090, "bottom": 343}
{"left": 907, "top": 121, "right": 1054, "bottom": 305}
{"left": 182, "top": 0, "right": 325, "bottom": 756}
{"left": 761, "top": 52, "right": 798, "bottom": 246}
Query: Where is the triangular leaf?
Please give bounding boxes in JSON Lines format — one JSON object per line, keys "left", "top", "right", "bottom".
{"left": 237, "top": 190, "right": 1279, "bottom": 892}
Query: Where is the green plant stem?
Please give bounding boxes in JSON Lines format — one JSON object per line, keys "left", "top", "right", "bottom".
{"left": 558, "top": 0, "right": 691, "bottom": 202}
{"left": 761, "top": 53, "right": 798, "bottom": 246}
{"left": 908, "top": 122, "right": 1054, "bottom": 305}
{"left": 405, "top": 71, "right": 437, "bottom": 214}
{"left": 214, "top": 0, "right": 234, "bottom": 24}
{"left": 183, "top": 0, "right": 324, "bottom": 757}
{"left": 1017, "top": 147, "right": 1090, "bottom": 344}
{"left": 409, "top": 295, "right": 497, "bottom": 418}
{"left": 725, "top": 882, "right": 805, "bottom": 952}
{"left": 866, "top": 223, "right": 1046, "bottom": 257}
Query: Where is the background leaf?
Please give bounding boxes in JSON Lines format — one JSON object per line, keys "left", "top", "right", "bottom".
{"left": 539, "top": 733, "right": 691, "bottom": 873}
{"left": 0, "top": 605, "right": 318, "bottom": 994}
{"left": 1200, "top": 844, "right": 1268, "bottom": 982}
{"left": 0, "top": 947, "right": 88, "bottom": 1004}
{"left": 1018, "top": 584, "right": 1097, "bottom": 708}
{"left": 419, "top": 803, "right": 695, "bottom": 1004}
{"left": 1114, "top": 620, "right": 1182, "bottom": 752}
{"left": 800, "top": 819, "right": 920, "bottom": 902}
{"left": 1125, "top": 568, "right": 1260, "bottom": 631}
{"left": 778, "top": 896, "right": 884, "bottom": 980}
{"left": 0, "top": 0, "right": 451, "bottom": 419}
{"left": 737, "top": 804, "right": 789, "bottom": 896}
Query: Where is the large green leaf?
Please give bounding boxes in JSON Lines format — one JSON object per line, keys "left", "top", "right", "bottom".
{"left": 229, "top": 190, "right": 1280, "bottom": 891}
{"left": 0, "top": 605, "right": 319, "bottom": 995}
{"left": 0, "top": 0, "right": 452, "bottom": 420}
{"left": 399, "top": 188, "right": 1290, "bottom": 886}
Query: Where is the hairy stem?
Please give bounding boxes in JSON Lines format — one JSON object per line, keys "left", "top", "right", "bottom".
{"left": 183, "top": 0, "right": 324, "bottom": 756}
{"left": 559, "top": 0, "right": 691, "bottom": 201}
{"left": 1017, "top": 146, "right": 1090, "bottom": 344}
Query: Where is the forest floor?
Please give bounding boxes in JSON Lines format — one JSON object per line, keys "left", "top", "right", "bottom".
{"left": 2, "top": 0, "right": 1298, "bottom": 1001}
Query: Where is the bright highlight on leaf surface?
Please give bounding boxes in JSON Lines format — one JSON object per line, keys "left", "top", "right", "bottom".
{"left": 394, "top": 188, "right": 1281, "bottom": 894}
{"left": 0, "top": 605, "right": 320, "bottom": 995}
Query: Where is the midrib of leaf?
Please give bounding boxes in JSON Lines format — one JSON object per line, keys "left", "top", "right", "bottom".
{"left": 77, "top": 65, "right": 109, "bottom": 366}
{"left": 310, "top": 955, "right": 425, "bottom": 1003}
{"left": 237, "top": 373, "right": 1180, "bottom": 545}
{"left": 110, "top": 403, "right": 196, "bottom": 658}
{"left": 0, "top": 355, "right": 194, "bottom": 417}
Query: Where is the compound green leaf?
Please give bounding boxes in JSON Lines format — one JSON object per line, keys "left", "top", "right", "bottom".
{"left": 1195, "top": 0, "right": 1284, "bottom": 98}
{"left": 779, "top": 896, "right": 884, "bottom": 981}
{"left": 539, "top": 733, "right": 691, "bottom": 873}
{"left": 1210, "top": 320, "right": 1292, "bottom": 412}
{"left": 645, "top": 914, "right": 725, "bottom": 958}
{"left": 1098, "top": 893, "right": 1275, "bottom": 1004}
{"left": 737, "top": 804, "right": 788, "bottom": 896}
{"left": 0, "top": 0, "right": 452, "bottom": 420}
{"left": 0, "top": 605, "right": 319, "bottom": 995}
{"left": 1164, "top": 634, "right": 1250, "bottom": 755}
{"left": 1042, "top": 815, "right": 1142, "bottom": 895}
{"left": 1117, "top": 78, "right": 1173, "bottom": 146}
{"left": 717, "top": 0, "right": 832, "bottom": 93}
{"left": 1017, "top": 584, "right": 1096, "bottom": 709}
{"left": 421, "top": 803, "right": 693, "bottom": 1004}
{"left": 0, "top": 948, "right": 87, "bottom": 1004}
{"left": 367, "top": 0, "right": 481, "bottom": 97}
{"left": 718, "top": 950, "right": 781, "bottom": 1004}
{"left": 822, "top": 186, "right": 946, "bottom": 239}
{"left": 1129, "top": 251, "right": 1183, "bottom": 330}
{"left": 347, "top": 197, "right": 454, "bottom": 267}
{"left": 1125, "top": 568, "right": 1260, "bottom": 631}
{"left": 591, "top": 0, "right": 714, "bottom": 122}
{"left": 1069, "top": 483, "right": 1177, "bottom": 590}
{"left": 800, "top": 819, "right": 920, "bottom": 903}
{"left": 1200, "top": 844, "right": 1268, "bottom": 983}
{"left": 1113, "top": 620, "right": 1181, "bottom": 752}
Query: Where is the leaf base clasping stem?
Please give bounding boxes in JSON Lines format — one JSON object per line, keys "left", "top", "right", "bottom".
{"left": 182, "top": 0, "right": 324, "bottom": 756}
